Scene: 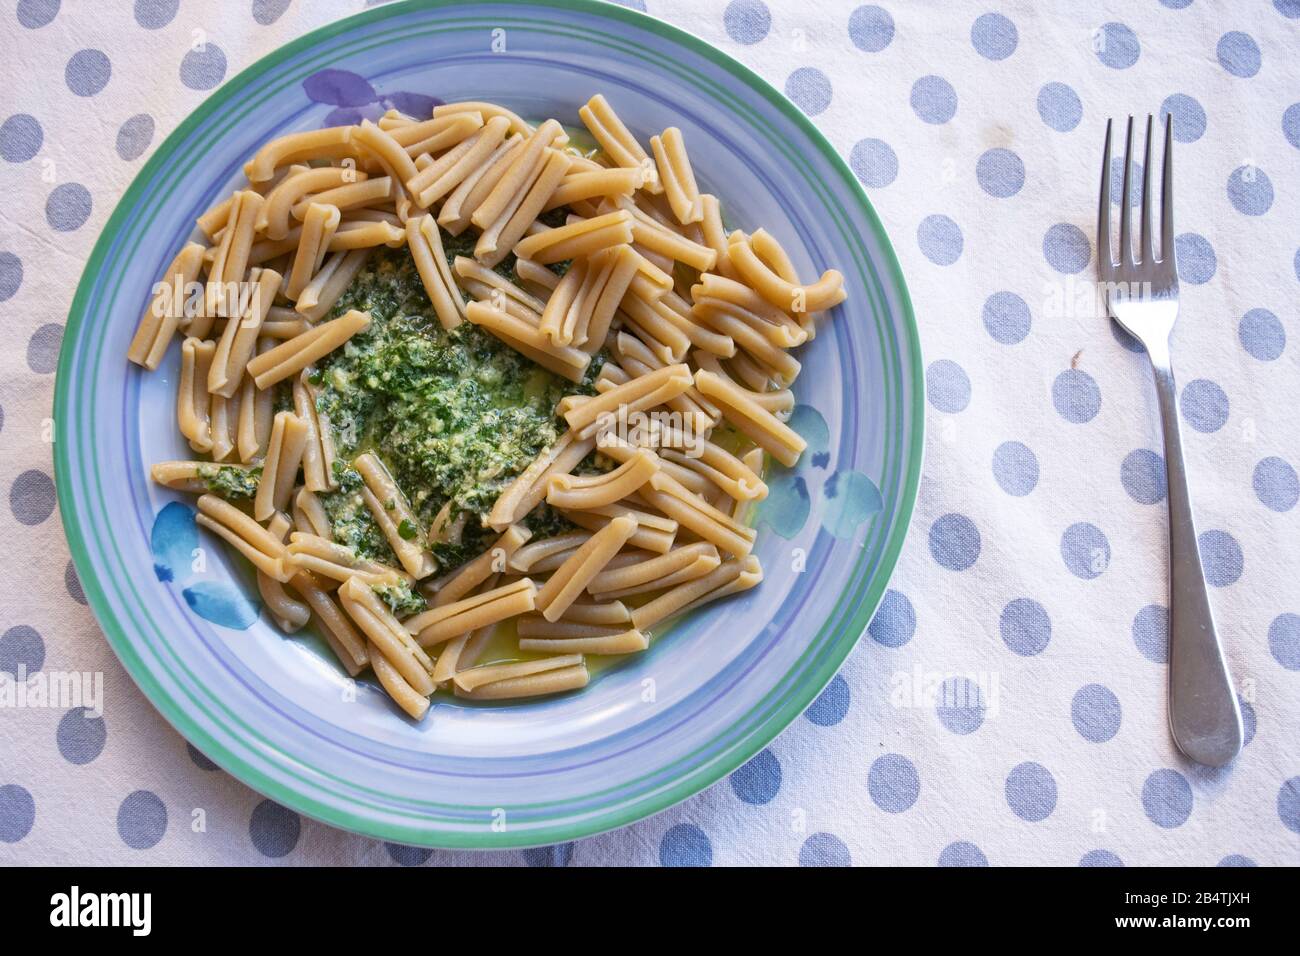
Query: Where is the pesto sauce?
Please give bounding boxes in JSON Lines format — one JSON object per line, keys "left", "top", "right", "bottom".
{"left": 197, "top": 464, "right": 260, "bottom": 500}
{"left": 314, "top": 245, "right": 595, "bottom": 572}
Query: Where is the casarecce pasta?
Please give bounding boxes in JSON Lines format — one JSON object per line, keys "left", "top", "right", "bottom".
{"left": 131, "top": 93, "right": 846, "bottom": 720}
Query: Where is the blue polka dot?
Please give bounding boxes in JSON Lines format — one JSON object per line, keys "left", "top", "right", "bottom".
{"left": 926, "top": 358, "right": 970, "bottom": 412}
{"left": 659, "top": 823, "right": 712, "bottom": 866}
{"left": 723, "top": 0, "right": 770, "bottom": 45}
{"left": 799, "top": 831, "right": 851, "bottom": 866}
{"left": 521, "top": 843, "right": 572, "bottom": 866}
{"left": 868, "top": 753, "right": 919, "bottom": 813}
{"left": 868, "top": 589, "right": 915, "bottom": 648}
{"left": 849, "top": 138, "right": 897, "bottom": 188}
{"left": 1132, "top": 605, "right": 1169, "bottom": 664}
{"left": 1284, "top": 103, "right": 1300, "bottom": 149}
{"left": 848, "top": 5, "right": 894, "bottom": 53}
{"left": 1177, "top": 232, "right": 1217, "bottom": 282}
{"left": 1096, "top": 22, "right": 1140, "bottom": 69}
{"left": 117, "top": 790, "right": 167, "bottom": 849}
{"left": 971, "top": 12, "right": 1017, "bottom": 61}
{"left": 1218, "top": 854, "right": 1257, "bottom": 867}
{"left": 64, "top": 562, "right": 85, "bottom": 605}
{"left": 1239, "top": 696, "right": 1256, "bottom": 747}
{"left": 1080, "top": 849, "right": 1124, "bottom": 867}
{"left": 784, "top": 67, "right": 832, "bottom": 116}
{"left": 1278, "top": 0, "right": 1300, "bottom": 18}
{"left": 253, "top": 0, "right": 292, "bottom": 24}
{"left": 1071, "top": 684, "right": 1122, "bottom": 743}
{"left": 57, "top": 707, "right": 106, "bottom": 764}
{"left": 976, "top": 148, "right": 1025, "bottom": 198}
{"left": 1043, "top": 222, "right": 1090, "bottom": 273}
{"left": 936, "top": 677, "right": 986, "bottom": 735}
{"left": 1227, "top": 166, "right": 1274, "bottom": 215}
{"left": 1159, "top": 0, "right": 1193, "bottom": 8}
{"left": 0, "top": 784, "right": 35, "bottom": 842}
{"left": 115, "top": 113, "right": 154, "bottom": 161}
{"left": 0, "top": 252, "right": 21, "bottom": 303}
{"left": 910, "top": 75, "right": 957, "bottom": 124}
{"left": 730, "top": 748, "right": 781, "bottom": 805}
{"left": 1143, "top": 769, "right": 1192, "bottom": 828}
{"left": 180, "top": 43, "right": 227, "bottom": 91}
{"left": 1268, "top": 612, "right": 1300, "bottom": 670}
{"left": 388, "top": 842, "right": 434, "bottom": 866}
{"left": 1109, "top": 156, "right": 1143, "bottom": 207}
{"left": 1052, "top": 368, "right": 1101, "bottom": 423}
{"left": 186, "top": 743, "right": 218, "bottom": 771}
{"left": 1295, "top": 247, "right": 1300, "bottom": 282}
{"left": 249, "top": 800, "right": 300, "bottom": 858}
{"left": 46, "top": 183, "right": 92, "bottom": 231}
{"left": 916, "top": 214, "right": 963, "bottom": 266}
{"left": 929, "top": 513, "right": 980, "bottom": 571}
{"left": 1198, "top": 529, "right": 1243, "bottom": 587}
{"left": 1254, "top": 456, "right": 1299, "bottom": 512}
{"left": 992, "top": 440, "right": 1038, "bottom": 496}
{"left": 1280, "top": 778, "right": 1300, "bottom": 833}
{"left": 939, "top": 841, "right": 988, "bottom": 866}
{"left": 16, "top": 0, "right": 59, "bottom": 28}
{"left": 983, "top": 291, "right": 1031, "bottom": 345}
{"left": 1037, "top": 82, "right": 1082, "bottom": 132}
{"left": 1180, "top": 378, "right": 1227, "bottom": 432}
{"left": 27, "top": 326, "right": 62, "bottom": 375}
{"left": 1160, "top": 93, "right": 1207, "bottom": 143}
{"left": 1238, "top": 308, "right": 1285, "bottom": 360}
{"left": 1061, "top": 522, "right": 1110, "bottom": 580}
{"left": 1121, "top": 449, "right": 1166, "bottom": 505}
{"left": 0, "top": 624, "right": 44, "bottom": 677}
{"left": 1005, "top": 762, "right": 1057, "bottom": 821}
{"left": 0, "top": 113, "right": 43, "bottom": 163}
{"left": 1001, "top": 598, "right": 1051, "bottom": 656}
{"left": 133, "top": 0, "right": 177, "bottom": 28}
{"left": 65, "top": 48, "right": 110, "bottom": 96}
{"left": 805, "top": 673, "right": 851, "bottom": 724}
{"left": 1217, "top": 31, "right": 1261, "bottom": 77}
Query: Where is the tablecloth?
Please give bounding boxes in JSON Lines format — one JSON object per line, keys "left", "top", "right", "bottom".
{"left": 1, "top": 0, "right": 1297, "bottom": 866}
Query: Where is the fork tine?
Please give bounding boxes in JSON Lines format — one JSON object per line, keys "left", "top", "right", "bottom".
{"left": 1098, "top": 118, "right": 1113, "bottom": 274}
{"left": 1118, "top": 116, "right": 1134, "bottom": 266}
{"left": 1161, "top": 112, "right": 1175, "bottom": 264}
{"left": 1140, "top": 114, "right": 1154, "bottom": 265}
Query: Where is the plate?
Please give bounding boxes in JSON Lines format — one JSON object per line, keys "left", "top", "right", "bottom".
{"left": 54, "top": 0, "right": 923, "bottom": 848}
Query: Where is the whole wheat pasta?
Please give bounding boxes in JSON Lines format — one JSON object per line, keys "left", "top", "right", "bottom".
{"left": 354, "top": 452, "right": 437, "bottom": 580}
{"left": 437, "top": 132, "right": 522, "bottom": 233}
{"left": 395, "top": 111, "right": 484, "bottom": 156}
{"left": 292, "top": 372, "right": 329, "bottom": 492}
{"left": 519, "top": 629, "right": 648, "bottom": 656}
{"left": 128, "top": 242, "right": 206, "bottom": 370}
{"left": 431, "top": 524, "right": 532, "bottom": 608}
{"left": 209, "top": 267, "right": 280, "bottom": 398}
{"left": 177, "top": 338, "right": 216, "bottom": 452}
{"left": 284, "top": 533, "right": 406, "bottom": 588}
{"left": 584, "top": 541, "right": 719, "bottom": 595}
{"left": 465, "top": 301, "right": 591, "bottom": 382}
{"left": 245, "top": 308, "right": 371, "bottom": 389}
{"left": 434, "top": 101, "right": 534, "bottom": 138}
{"left": 693, "top": 368, "right": 806, "bottom": 467}
{"left": 575, "top": 243, "right": 641, "bottom": 350}
{"left": 260, "top": 315, "right": 310, "bottom": 340}
{"left": 195, "top": 493, "right": 292, "bottom": 582}
{"left": 475, "top": 147, "right": 570, "bottom": 267}
{"left": 553, "top": 600, "right": 633, "bottom": 626}
{"left": 338, "top": 579, "right": 435, "bottom": 697}
{"left": 244, "top": 126, "right": 357, "bottom": 182}
{"left": 563, "top": 363, "right": 693, "bottom": 438}
{"left": 454, "top": 663, "right": 589, "bottom": 700}
{"left": 149, "top": 460, "right": 255, "bottom": 495}
{"left": 691, "top": 351, "right": 795, "bottom": 416}
{"left": 208, "top": 390, "right": 240, "bottom": 462}
{"left": 546, "top": 448, "right": 659, "bottom": 511}
{"left": 590, "top": 552, "right": 722, "bottom": 603}
{"left": 698, "top": 193, "right": 741, "bottom": 280}
{"left": 731, "top": 448, "right": 767, "bottom": 526}
{"left": 328, "top": 219, "right": 406, "bottom": 250}
{"left": 470, "top": 119, "right": 564, "bottom": 231}
{"left": 617, "top": 294, "right": 694, "bottom": 364}
{"left": 453, "top": 653, "right": 584, "bottom": 693}
{"left": 534, "top": 514, "right": 638, "bottom": 622}
{"left": 579, "top": 94, "right": 660, "bottom": 192}
{"left": 544, "top": 167, "right": 643, "bottom": 212}
{"left": 513, "top": 256, "right": 561, "bottom": 297}
{"left": 296, "top": 248, "right": 371, "bottom": 321}
{"left": 431, "top": 621, "right": 492, "bottom": 684}
{"left": 630, "top": 554, "right": 753, "bottom": 631}
{"left": 204, "top": 190, "right": 265, "bottom": 324}
{"left": 650, "top": 127, "right": 703, "bottom": 224}
{"left": 254, "top": 411, "right": 310, "bottom": 521}
{"left": 507, "top": 530, "right": 593, "bottom": 573}
{"left": 236, "top": 338, "right": 276, "bottom": 463}
{"left": 257, "top": 164, "right": 366, "bottom": 239}
{"left": 662, "top": 438, "right": 767, "bottom": 502}
{"left": 696, "top": 309, "right": 802, "bottom": 386}
{"left": 453, "top": 256, "right": 546, "bottom": 316}
{"left": 538, "top": 258, "right": 588, "bottom": 346}
{"left": 604, "top": 196, "right": 718, "bottom": 272}
{"left": 614, "top": 331, "right": 720, "bottom": 428}
{"left": 640, "top": 470, "right": 757, "bottom": 557}
{"left": 407, "top": 115, "right": 511, "bottom": 207}
{"left": 516, "top": 617, "right": 629, "bottom": 640}
{"left": 692, "top": 272, "right": 807, "bottom": 347}
{"left": 728, "top": 230, "right": 847, "bottom": 314}
{"left": 290, "top": 176, "right": 393, "bottom": 221}
{"left": 406, "top": 214, "right": 467, "bottom": 330}
{"left": 284, "top": 203, "right": 341, "bottom": 301}
{"left": 406, "top": 578, "right": 538, "bottom": 647}
{"left": 259, "top": 570, "right": 311, "bottom": 632}
{"left": 292, "top": 572, "right": 368, "bottom": 674}
{"left": 196, "top": 195, "right": 232, "bottom": 241}
{"left": 512, "top": 210, "right": 634, "bottom": 265}
{"left": 368, "top": 640, "right": 431, "bottom": 720}
{"left": 293, "top": 486, "right": 332, "bottom": 538}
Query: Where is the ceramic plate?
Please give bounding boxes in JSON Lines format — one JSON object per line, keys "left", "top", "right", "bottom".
{"left": 54, "top": 0, "right": 923, "bottom": 848}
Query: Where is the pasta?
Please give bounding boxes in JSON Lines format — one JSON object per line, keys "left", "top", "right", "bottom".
{"left": 134, "top": 92, "right": 848, "bottom": 720}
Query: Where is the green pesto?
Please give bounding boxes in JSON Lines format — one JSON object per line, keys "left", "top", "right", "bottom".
{"left": 373, "top": 578, "right": 427, "bottom": 618}
{"left": 197, "top": 464, "right": 261, "bottom": 500}
{"left": 314, "top": 244, "right": 601, "bottom": 572}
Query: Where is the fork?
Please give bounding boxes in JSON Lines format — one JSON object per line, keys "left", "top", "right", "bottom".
{"left": 1098, "top": 114, "right": 1243, "bottom": 768}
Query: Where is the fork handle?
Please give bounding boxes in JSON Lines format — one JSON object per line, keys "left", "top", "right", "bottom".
{"left": 1150, "top": 351, "right": 1243, "bottom": 767}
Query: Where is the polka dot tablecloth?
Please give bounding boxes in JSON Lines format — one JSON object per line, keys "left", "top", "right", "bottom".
{"left": 1, "top": 0, "right": 1297, "bottom": 866}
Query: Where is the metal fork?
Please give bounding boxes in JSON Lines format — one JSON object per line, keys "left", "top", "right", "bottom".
{"left": 1098, "top": 114, "right": 1243, "bottom": 767}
